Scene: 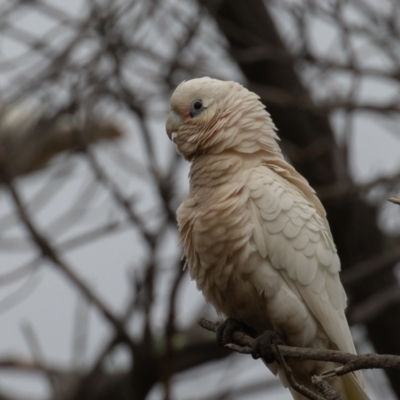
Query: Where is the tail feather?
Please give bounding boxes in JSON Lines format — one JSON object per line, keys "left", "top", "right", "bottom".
{"left": 270, "top": 362, "right": 370, "bottom": 400}
{"left": 342, "top": 372, "right": 370, "bottom": 400}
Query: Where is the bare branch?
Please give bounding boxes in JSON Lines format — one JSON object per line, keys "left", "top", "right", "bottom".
{"left": 311, "top": 376, "right": 343, "bottom": 400}
{"left": 198, "top": 318, "right": 400, "bottom": 377}
{"left": 273, "top": 342, "right": 328, "bottom": 400}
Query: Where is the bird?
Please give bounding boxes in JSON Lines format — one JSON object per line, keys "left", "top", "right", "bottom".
{"left": 165, "top": 77, "right": 369, "bottom": 400}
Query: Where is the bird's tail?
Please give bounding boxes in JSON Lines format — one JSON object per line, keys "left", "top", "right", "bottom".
{"left": 342, "top": 372, "right": 370, "bottom": 400}
{"left": 276, "top": 365, "right": 370, "bottom": 400}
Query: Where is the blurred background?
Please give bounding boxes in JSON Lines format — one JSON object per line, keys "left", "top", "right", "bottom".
{"left": 0, "top": 0, "right": 399, "bottom": 399}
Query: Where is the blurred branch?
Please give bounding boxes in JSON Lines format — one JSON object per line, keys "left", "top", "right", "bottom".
{"left": 0, "top": 357, "right": 67, "bottom": 375}
{"left": 233, "top": 45, "right": 400, "bottom": 80}
{"left": 3, "top": 177, "right": 134, "bottom": 349}
{"left": 250, "top": 83, "right": 400, "bottom": 114}
{"left": 341, "top": 248, "right": 400, "bottom": 289}
{"left": 86, "top": 149, "right": 156, "bottom": 246}
{"left": 0, "top": 108, "right": 122, "bottom": 179}
{"left": 162, "top": 260, "right": 185, "bottom": 399}
{"left": 0, "top": 273, "right": 41, "bottom": 314}
{"left": 20, "top": 321, "right": 57, "bottom": 391}
{"left": 349, "top": 284, "right": 400, "bottom": 325}
{"left": 389, "top": 196, "right": 400, "bottom": 206}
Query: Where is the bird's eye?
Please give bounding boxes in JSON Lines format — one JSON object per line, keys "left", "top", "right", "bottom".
{"left": 190, "top": 100, "right": 204, "bottom": 118}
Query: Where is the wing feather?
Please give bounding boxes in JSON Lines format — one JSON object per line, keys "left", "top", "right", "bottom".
{"left": 247, "top": 166, "right": 356, "bottom": 356}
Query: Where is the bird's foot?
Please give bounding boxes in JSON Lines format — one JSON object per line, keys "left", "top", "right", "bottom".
{"left": 216, "top": 318, "right": 250, "bottom": 347}
{"left": 251, "top": 330, "right": 285, "bottom": 363}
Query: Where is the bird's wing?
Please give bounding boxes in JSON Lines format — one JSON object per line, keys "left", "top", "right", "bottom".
{"left": 247, "top": 165, "right": 370, "bottom": 396}
{"left": 247, "top": 164, "right": 355, "bottom": 354}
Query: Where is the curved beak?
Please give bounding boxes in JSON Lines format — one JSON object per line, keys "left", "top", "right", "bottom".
{"left": 166, "top": 111, "right": 183, "bottom": 140}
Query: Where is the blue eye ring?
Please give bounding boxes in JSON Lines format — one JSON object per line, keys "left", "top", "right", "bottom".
{"left": 190, "top": 99, "right": 204, "bottom": 118}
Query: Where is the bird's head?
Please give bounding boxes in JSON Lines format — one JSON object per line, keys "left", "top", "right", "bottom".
{"left": 166, "top": 77, "right": 279, "bottom": 161}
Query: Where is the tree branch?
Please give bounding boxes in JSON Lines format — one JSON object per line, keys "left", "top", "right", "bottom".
{"left": 198, "top": 318, "right": 400, "bottom": 398}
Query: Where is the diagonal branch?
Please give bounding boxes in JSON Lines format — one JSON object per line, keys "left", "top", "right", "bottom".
{"left": 272, "top": 341, "right": 328, "bottom": 400}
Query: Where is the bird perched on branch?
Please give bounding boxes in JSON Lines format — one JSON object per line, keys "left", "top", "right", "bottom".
{"left": 166, "top": 77, "right": 369, "bottom": 400}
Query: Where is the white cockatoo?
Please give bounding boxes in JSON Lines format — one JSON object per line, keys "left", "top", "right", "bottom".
{"left": 166, "top": 77, "right": 369, "bottom": 400}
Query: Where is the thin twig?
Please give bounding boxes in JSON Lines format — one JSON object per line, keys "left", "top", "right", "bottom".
{"left": 273, "top": 342, "right": 327, "bottom": 400}
{"left": 311, "top": 376, "right": 343, "bottom": 400}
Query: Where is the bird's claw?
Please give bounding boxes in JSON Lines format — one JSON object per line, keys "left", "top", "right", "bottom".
{"left": 216, "top": 318, "right": 248, "bottom": 348}
{"left": 251, "top": 330, "right": 284, "bottom": 363}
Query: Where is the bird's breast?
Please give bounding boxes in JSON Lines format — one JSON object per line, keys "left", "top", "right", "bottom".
{"left": 178, "top": 163, "right": 271, "bottom": 327}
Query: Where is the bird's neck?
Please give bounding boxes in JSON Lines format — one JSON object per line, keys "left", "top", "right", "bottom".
{"left": 188, "top": 151, "right": 266, "bottom": 192}
{"left": 189, "top": 154, "right": 241, "bottom": 190}
{"left": 188, "top": 151, "right": 326, "bottom": 218}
